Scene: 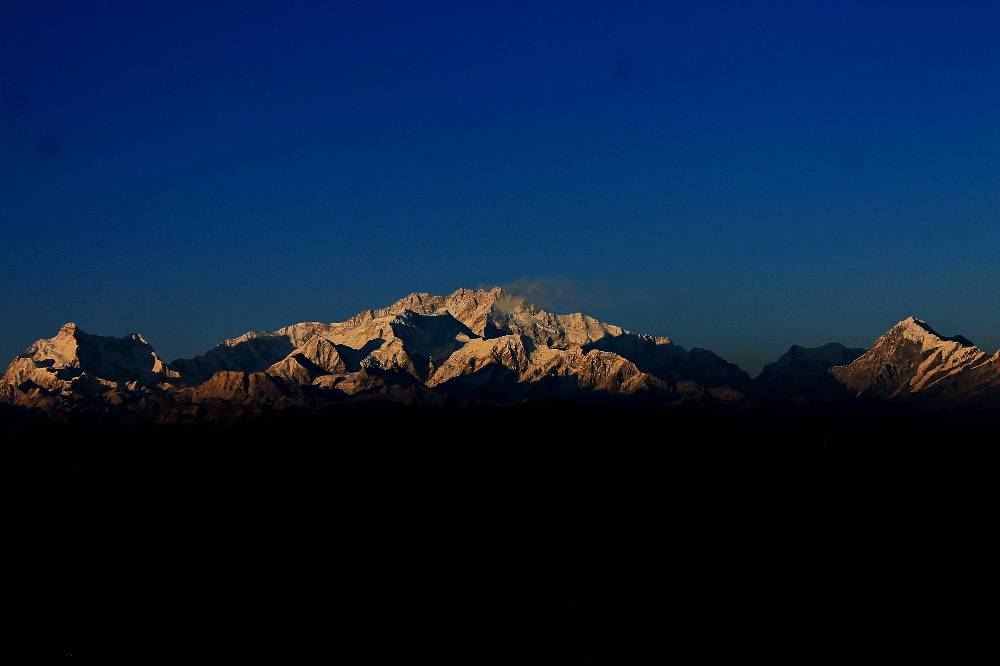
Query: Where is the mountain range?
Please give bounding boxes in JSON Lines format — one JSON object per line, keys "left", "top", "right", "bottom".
{"left": 5, "top": 287, "right": 1000, "bottom": 419}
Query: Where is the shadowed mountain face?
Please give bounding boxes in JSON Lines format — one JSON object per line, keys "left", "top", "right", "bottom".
{"left": 5, "top": 290, "right": 1000, "bottom": 418}
{"left": 582, "top": 334, "right": 753, "bottom": 394}
{"left": 757, "top": 343, "right": 866, "bottom": 404}
{"left": 170, "top": 336, "right": 296, "bottom": 384}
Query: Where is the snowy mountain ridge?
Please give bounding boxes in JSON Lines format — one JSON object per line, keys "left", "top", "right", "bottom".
{"left": 4, "top": 288, "right": 1000, "bottom": 415}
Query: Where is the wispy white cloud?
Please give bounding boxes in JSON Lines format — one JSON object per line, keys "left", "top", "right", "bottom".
{"left": 494, "top": 276, "right": 579, "bottom": 313}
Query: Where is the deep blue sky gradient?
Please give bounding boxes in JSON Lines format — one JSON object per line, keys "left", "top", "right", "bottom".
{"left": 2, "top": 1, "right": 999, "bottom": 373}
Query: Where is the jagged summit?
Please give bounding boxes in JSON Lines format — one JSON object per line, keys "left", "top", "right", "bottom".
{"left": 19, "top": 322, "right": 174, "bottom": 381}
{"left": 0, "top": 322, "right": 178, "bottom": 408}
{"left": 892, "top": 316, "right": 977, "bottom": 348}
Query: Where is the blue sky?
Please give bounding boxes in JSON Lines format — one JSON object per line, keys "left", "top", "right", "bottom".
{"left": 2, "top": 1, "right": 999, "bottom": 374}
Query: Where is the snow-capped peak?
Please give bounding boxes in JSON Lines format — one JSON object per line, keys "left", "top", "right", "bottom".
{"left": 831, "top": 316, "right": 987, "bottom": 397}
{"left": 890, "top": 316, "right": 976, "bottom": 349}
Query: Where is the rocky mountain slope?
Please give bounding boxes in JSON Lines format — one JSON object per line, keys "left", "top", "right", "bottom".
{"left": 5, "top": 290, "right": 1000, "bottom": 417}
{"left": 829, "top": 317, "right": 989, "bottom": 399}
